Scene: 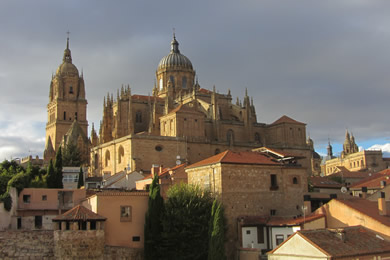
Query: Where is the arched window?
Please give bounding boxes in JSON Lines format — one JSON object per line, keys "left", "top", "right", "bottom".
{"left": 136, "top": 111, "right": 142, "bottom": 123}
{"left": 227, "top": 129, "right": 234, "bottom": 146}
{"left": 293, "top": 177, "right": 298, "bottom": 184}
{"left": 105, "top": 150, "right": 110, "bottom": 167}
{"left": 118, "top": 146, "right": 124, "bottom": 164}
{"left": 182, "top": 76, "right": 187, "bottom": 89}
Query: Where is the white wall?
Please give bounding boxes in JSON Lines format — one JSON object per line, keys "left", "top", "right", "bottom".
{"left": 241, "top": 226, "right": 268, "bottom": 250}
{"left": 270, "top": 226, "right": 300, "bottom": 249}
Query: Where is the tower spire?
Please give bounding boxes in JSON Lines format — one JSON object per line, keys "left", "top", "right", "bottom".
{"left": 63, "top": 31, "right": 72, "bottom": 63}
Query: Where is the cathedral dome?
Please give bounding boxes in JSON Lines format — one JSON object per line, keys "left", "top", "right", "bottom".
{"left": 158, "top": 35, "right": 193, "bottom": 70}
{"left": 56, "top": 37, "right": 79, "bottom": 76}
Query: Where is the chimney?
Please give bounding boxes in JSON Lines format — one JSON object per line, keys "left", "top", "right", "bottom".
{"left": 303, "top": 195, "right": 311, "bottom": 215}
{"left": 362, "top": 187, "right": 367, "bottom": 199}
{"left": 381, "top": 181, "right": 386, "bottom": 189}
{"left": 151, "top": 164, "right": 160, "bottom": 178}
{"left": 330, "top": 194, "right": 337, "bottom": 199}
{"left": 378, "top": 192, "right": 387, "bottom": 216}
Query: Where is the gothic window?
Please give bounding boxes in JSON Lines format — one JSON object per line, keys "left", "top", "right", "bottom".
{"left": 75, "top": 112, "right": 78, "bottom": 120}
{"left": 69, "top": 86, "right": 73, "bottom": 94}
{"left": 227, "top": 129, "right": 234, "bottom": 146}
{"left": 136, "top": 111, "right": 142, "bottom": 123}
{"left": 94, "top": 153, "right": 99, "bottom": 170}
{"left": 182, "top": 76, "right": 187, "bottom": 89}
{"left": 105, "top": 150, "right": 110, "bottom": 167}
{"left": 118, "top": 146, "right": 124, "bottom": 164}
{"left": 63, "top": 111, "right": 66, "bottom": 120}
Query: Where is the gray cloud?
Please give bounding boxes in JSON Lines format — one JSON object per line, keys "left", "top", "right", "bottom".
{"left": 1, "top": 0, "right": 390, "bottom": 159}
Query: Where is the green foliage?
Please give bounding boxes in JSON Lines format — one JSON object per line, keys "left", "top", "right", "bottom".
{"left": 7, "top": 172, "right": 31, "bottom": 194}
{"left": 144, "top": 174, "right": 164, "bottom": 260}
{"left": 63, "top": 142, "right": 82, "bottom": 167}
{"left": 160, "top": 184, "right": 213, "bottom": 260}
{"left": 54, "top": 147, "right": 63, "bottom": 188}
{"left": 208, "top": 200, "right": 226, "bottom": 260}
{"left": 0, "top": 192, "right": 12, "bottom": 211}
{"left": 77, "top": 167, "right": 84, "bottom": 188}
{"left": 46, "top": 159, "right": 56, "bottom": 188}
{"left": 30, "top": 175, "right": 47, "bottom": 188}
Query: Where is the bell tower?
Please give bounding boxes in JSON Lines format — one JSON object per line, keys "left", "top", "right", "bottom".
{"left": 44, "top": 35, "right": 88, "bottom": 161}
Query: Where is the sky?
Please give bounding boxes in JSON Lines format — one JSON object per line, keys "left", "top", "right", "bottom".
{"left": 0, "top": 0, "right": 390, "bottom": 160}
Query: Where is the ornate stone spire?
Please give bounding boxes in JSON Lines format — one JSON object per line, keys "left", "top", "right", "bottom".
{"left": 63, "top": 33, "right": 72, "bottom": 63}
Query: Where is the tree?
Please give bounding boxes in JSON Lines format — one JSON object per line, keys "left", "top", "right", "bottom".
{"left": 7, "top": 171, "right": 31, "bottom": 194}
{"left": 54, "top": 147, "right": 63, "bottom": 188}
{"left": 77, "top": 167, "right": 84, "bottom": 188}
{"left": 144, "top": 174, "right": 164, "bottom": 260}
{"left": 46, "top": 159, "right": 56, "bottom": 188}
{"left": 63, "top": 142, "right": 82, "bottom": 167}
{"left": 160, "top": 184, "right": 213, "bottom": 260}
{"left": 208, "top": 200, "right": 226, "bottom": 260}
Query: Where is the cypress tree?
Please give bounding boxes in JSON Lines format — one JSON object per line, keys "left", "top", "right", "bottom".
{"left": 144, "top": 174, "right": 164, "bottom": 260}
{"left": 77, "top": 167, "right": 84, "bottom": 188}
{"left": 208, "top": 200, "right": 226, "bottom": 260}
{"left": 54, "top": 146, "right": 63, "bottom": 188}
{"left": 46, "top": 159, "right": 56, "bottom": 188}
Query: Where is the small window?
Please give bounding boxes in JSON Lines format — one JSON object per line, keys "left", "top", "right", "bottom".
{"left": 257, "top": 227, "right": 264, "bottom": 244}
{"left": 270, "top": 209, "right": 276, "bottom": 216}
{"left": 35, "top": 216, "right": 42, "bottom": 229}
{"left": 270, "top": 174, "right": 278, "bottom": 190}
{"left": 276, "top": 235, "right": 284, "bottom": 245}
{"left": 75, "top": 112, "right": 78, "bottom": 120}
{"left": 23, "top": 195, "right": 31, "bottom": 203}
{"left": 155, "top": 145, "right": 163, "bottom": 152}
{"left": 17, "top": 217, "right": 22, "bottom": 229}
{"left": 215, "top": 149, "right": 221, "bottom": 155}
{"left": 132, "top": 236, "right": 141, "bottom": 242}
{"left": 69, "top": 86, "right": 73, "bottom": 94}
{"left": 293, "top": 177, "right": 298, "bottom": 184}
{"left": 246, "top": 230, "right": 251, "bottom": 235}
{"left": 120, "top": 206, "right": 132, "bottom": 222}
{"left": 90, "top": 221, "right": 96, "bottom": 230}
{"left": 63, "top": 111, "right": 66, "bottom": 120}
{"left": 42, "top": 195, "right": 47, "bottom": 201}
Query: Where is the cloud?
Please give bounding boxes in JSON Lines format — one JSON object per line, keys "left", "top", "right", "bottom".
{"left": 368, "top": 143, "right": 390, "bottom": 157}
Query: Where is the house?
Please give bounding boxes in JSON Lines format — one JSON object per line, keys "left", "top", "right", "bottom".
{"left": 13, "top": 188, "right": 86, "bottom": 230}
{"left": 349, "top": 169, "right": 390, "bottom": 198}
{"left": 103, "top": 170, "right": 144, "bottom": 190}
{"left": 268, "top": 226, "right": 390, "bottom": 259}
{"left": 85, "top": 176, "right": 103, "bottom": 189}
{"left": 186, "top": 149, "right": 308, "bottom": 258}
{"left": 82, "top": 190, "right": 148, "bottom": 248}
{"left": 314, "top": 193, "right": 390, "bottom": 241}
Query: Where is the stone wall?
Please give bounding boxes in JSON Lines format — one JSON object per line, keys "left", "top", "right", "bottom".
{"left": 54, "top": 230, "right": 105, "bottom": 259}
{"left": 0, "top": 230, "right": 54, "bottom": 259}
{"left": 104, "top": 245, "right": 143, "bottom": 260}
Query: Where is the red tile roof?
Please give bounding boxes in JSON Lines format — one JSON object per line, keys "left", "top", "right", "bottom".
{"left": 329, "top": 167, "right": 371, "bottom": 179}
{"left": 142, "top": 163, "right": 187, "bottom": 180}
{"left": 240, "top": 214, "right": 324, "bottom": 226}
{"left": 350, "top": 169, "right": 390, "bottom": 189}
{"left": 271, "top": 115, "right": 305, "bottom": 125}
{"left": 296, "top": 226, "right": 390, "bottom": 257}
{"left": 186, "top": 150, "right": 280, "bottom": 169}
{"left": 310, "top": 176, "right": 343, "bottom": 188}
{"left": 198, "top": 88, "right": 212, "bottom": 94}
{"left": 53, "top": 205, "right": 106, "bottom": 221}
{"left": 334, "top": 198, "right": 390, "bottom": 227}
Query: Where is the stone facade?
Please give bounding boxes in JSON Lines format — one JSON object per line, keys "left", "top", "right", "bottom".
{"left": 186, "top": 151, "right": 308, "bottom": 258}
{"left": 44, "top": 36, "right": 89, "bottom": 163}
{"left": 90, "top": 35, "right": 312, "bottom": 178}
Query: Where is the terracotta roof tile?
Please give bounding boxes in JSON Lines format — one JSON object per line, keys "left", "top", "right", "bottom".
{"left": 310, "top": 176, "right": 343, "bottom": 188}
{"left": 240, "top": 214, "right": 325, "bottom": 226}
{"left": 186, "top": 150, "right": 280, "bottom": 169}
{"left": 329, "top": 167, "right": 371, "bottom": 179}
{"left": 141, "top": 163, "right": 186, "bottom": 180}
{"left": 53, "top": 205, "right": 106, "bottom": 221}
{"left": 350, "top": 169, "right": 390, "bottom": 189}
{"left": 198, "top": 88, "right": 212, "bottom": 94}
{"left": 297, "top": 226, "right": 390, "bottom": 257}
{"left": 271, "top": 115, "right": 305, "bottom": 125}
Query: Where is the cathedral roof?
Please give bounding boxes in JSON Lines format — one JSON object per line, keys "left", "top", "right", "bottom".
{"left": 63, "top": 120, "right": 89, "bottom": 145}
{"left": 56, "top": 37, "right": 79, "bottom": 77}
{"left": 157, "top": 34, "right": 193, "bottom": 71}
{"left": 271, "top": 115, "right": 305, "bottom": 125}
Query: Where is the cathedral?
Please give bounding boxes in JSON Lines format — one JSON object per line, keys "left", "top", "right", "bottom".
{"left": 44, "top": 34, "right": 312, "bottom": 176}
